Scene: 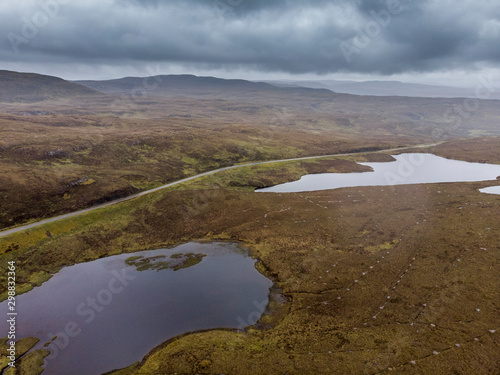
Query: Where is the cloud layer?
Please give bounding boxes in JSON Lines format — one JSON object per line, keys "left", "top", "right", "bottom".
{"left": 1, "top": 0, "right": 500, "bottom": 78}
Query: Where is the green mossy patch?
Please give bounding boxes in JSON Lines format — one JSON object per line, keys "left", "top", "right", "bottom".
{"left": 124, "top": 253, "right": 205, "bottom": 272}
{"left": 0, "top": 337, "right": 49, "bottom": 375}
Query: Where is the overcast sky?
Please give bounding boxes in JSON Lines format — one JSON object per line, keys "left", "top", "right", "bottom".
{"left": 1, "top": 0, "right": 500, "bottom": 86}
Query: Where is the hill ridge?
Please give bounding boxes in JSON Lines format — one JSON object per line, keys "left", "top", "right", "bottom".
{"left": 0, "top": 70, "right": 99, "bottom": 102}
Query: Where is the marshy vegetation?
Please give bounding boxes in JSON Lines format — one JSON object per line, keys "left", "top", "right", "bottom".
{"left": 124, "top": 252, "right": 206, "bottom": 272}
{"left": 1, "top": 137, "right": 499, "bottom": 374}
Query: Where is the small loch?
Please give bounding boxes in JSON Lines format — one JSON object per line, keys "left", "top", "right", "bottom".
{"left": 480, "top": 186, "right": 500, "bottom": 195}
{"left": 257, "top": 153, "right": 500, "bottom": 193}
{"left": 0, "top": 242, "right": 272, "bottom": 375}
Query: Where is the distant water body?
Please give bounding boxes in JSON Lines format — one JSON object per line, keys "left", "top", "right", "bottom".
{"left": 480, "top": 186, "right": 500, "bottom": 195}
{"left": 257, "top": 153, "right": 500, "bottom": 193}
{"left": 0, "top": 242, "right": 272, "bottom": 375}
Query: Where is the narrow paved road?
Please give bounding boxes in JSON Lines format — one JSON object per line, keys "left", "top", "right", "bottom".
{"left": 0, "top": 143, "right": 439, "bottom": 238}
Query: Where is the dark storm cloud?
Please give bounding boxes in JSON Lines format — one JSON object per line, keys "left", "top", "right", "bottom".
{"left": 118, "top": 0, "right": 334, "bottom": 14}
{"left": 1, "top": 0, "right": 500, "bottom": 76}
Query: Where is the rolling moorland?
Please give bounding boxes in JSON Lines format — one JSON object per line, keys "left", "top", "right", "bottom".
{"left": 2, "top": 72, "right": 500, "bottom": 230}
{"left": 270, "top": 79, "right": 500, "bottom": 99}
{"left": 0, "top": 70, "right": 499, "bottom": 374}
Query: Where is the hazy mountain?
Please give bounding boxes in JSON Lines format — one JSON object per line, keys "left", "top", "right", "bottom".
{"left": 74, "top": 74, "right": 332, "bottom": 100}
{"left": 267, "top": 79, "right": 500, "bottom": 99}
{"left": 0, "top": 70, "right": 99, "bottom": 102}
{"left": 76, "top": 74, "right": 500, "bottom": 102}
{"left": 4, "top": 71, "right": 500, "bottom": 141}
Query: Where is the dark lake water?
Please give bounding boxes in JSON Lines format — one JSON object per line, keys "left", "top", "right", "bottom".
{"left": 0, "top": 242, "right": 272, "bottom": 375}
{"left": 257, "top": 153, "right": 500, "bottom": 193}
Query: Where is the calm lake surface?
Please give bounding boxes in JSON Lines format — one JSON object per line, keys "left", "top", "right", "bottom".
{"left": 480, "top": 186, "right": 500, "bottom": 195}
{"left": 0, "top": 242, "right": 272, "bottom": 375}
{"left": 258, "top": 153, "right": 500, "bottom": 193}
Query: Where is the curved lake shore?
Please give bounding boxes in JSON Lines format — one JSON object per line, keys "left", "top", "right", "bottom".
{"left": 0, "top": 242, "right": 272, "bottom": 375}
{"left": 258, "top": 153, "right": 500, "bottom": 193}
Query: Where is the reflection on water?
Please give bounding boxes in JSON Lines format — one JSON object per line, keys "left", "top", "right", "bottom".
{"left": 0, "top": 242, "right": 272, "bottom": 375}
{"left": 257, "top": 153, "right": 500, "bottom": 193}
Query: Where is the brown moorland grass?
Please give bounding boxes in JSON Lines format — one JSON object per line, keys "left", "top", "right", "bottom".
{"left": 106, "top": 184, "right": 500, "bottom": 374}
{"left": 5, "top": 81, "right": 500, "bottom": 232}
{"left": 0, "top": 337, "right": 49, "bottom": 375}
{"left": 0, "top": 105, "right": 415, "bottom": 230}
{"left": 0, "top": 138, "right": 499, "bottom": 374}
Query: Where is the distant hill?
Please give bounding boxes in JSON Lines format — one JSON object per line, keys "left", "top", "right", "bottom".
{"left": 0, "top": 70, "right": 99, "bottom": 102}
{"left": 73, "top": 74, "right": 500, "bottom": 140}
{"left": 74, "top": 74, "right": 332, "bottom": 100}
{"left": 267, "top": 79, "right": 500, "bottom": 99}
{"left": 78, "top": 73, "right": 498, "bottom": 102}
